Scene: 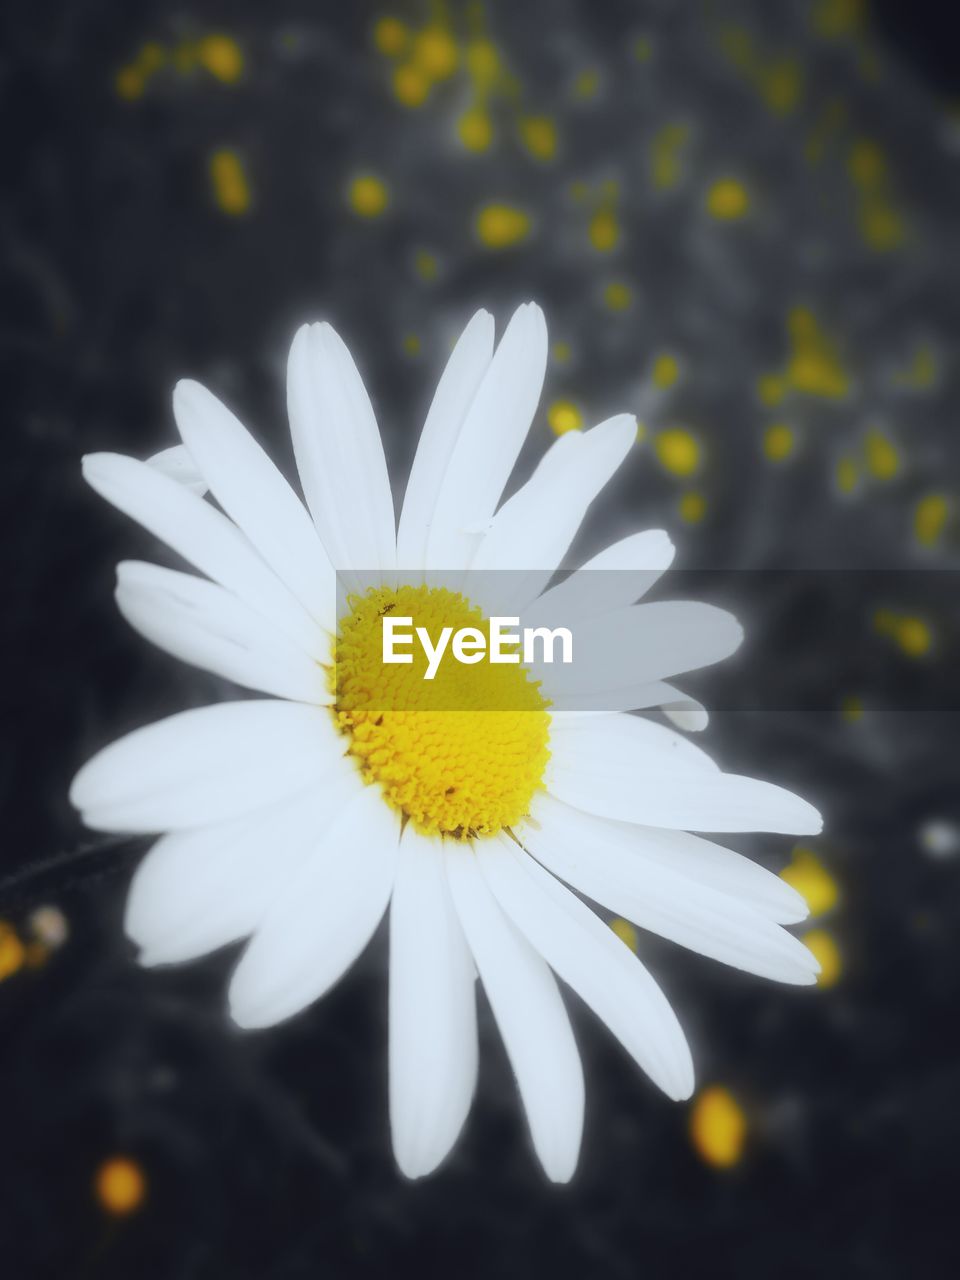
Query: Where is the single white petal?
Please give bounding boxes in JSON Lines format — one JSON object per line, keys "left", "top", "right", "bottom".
{"left": 115, "top": 562, "right": 329, "bottom": 704}
{"left": 469, "top": 415, "right": 637, "bottom": 613}
{"left": 128, "top": 781, "right": 355, "bottom": 964}
{"left": 524, "top": 529, "right": 675, "bottom": 630}
{"left": 546, "top": 715, "right": 822, "bottom": 834}
{"left": 529, "top": 794, "right": 809, "bottom": 924}
{"left": 425, "top": 303, "right": 548, "bottom": 571}
{"left": 229, "top": 784, "right": 400, "bottom": 1029}
{"left": 445, "top": 845, "right": 584, "bottom": 1182}
{"left": 82, "top": 452, "right": 322, "bottom": 653}
{"left": 146, "top": 444, "right": 208, "bottom": 496}
{"left": 396, "top": 311, "right": 495, "bottom": 572}
{"left": 479, "top": 838, "right": 694, "bottom": 1100}
{"left": 172, "top": 379, "right": 336, "bottom": 629}
{"left": 287, "top": 322, "right": 396, "bottom": 574}
{"left": 389, "top": 828, "right": 478, "bottom": 1178}
{"left": 533, "top": 602, "right": 743, "bottom": 708}
{"left": 523, "top": 796, "right": 818, "bottom": 983}
{"left": 70, "top": 701, "right": 349, "bottom": 833}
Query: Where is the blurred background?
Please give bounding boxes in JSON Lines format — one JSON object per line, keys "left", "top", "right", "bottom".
{"left": 2, "top": 0, "right": 960, "bottom": 1275}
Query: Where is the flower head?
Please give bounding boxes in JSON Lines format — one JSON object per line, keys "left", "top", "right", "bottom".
{"left": 71, "top": 304, "right": 821, "bottom": 1181}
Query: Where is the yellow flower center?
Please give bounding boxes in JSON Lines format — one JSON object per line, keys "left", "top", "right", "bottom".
{"left": 332, "top": 585, "right": 550, "bottom": 840}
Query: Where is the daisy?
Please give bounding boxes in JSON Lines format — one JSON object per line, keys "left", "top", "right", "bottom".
{"left": 71, "top": 303, "right": 822, "bottom": 1182}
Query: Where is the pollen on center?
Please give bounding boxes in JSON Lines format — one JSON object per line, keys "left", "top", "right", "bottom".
{"left": 331, "top": 585, "right": 550, "bottom": 840}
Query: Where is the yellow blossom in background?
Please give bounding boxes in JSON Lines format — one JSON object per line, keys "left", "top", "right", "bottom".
{"left": 197, "top": 34, "right": 244, "bottom": 83}
{"left": 679, "top": 490, "right": 707, "bottom": 522}
{"left": 209, "top": 149, "right": 251, "bottom": 216}
{"left": 475, "top": 203, "right": 531, "bottom": 249}
{"left": 803, "top": 928, "right": 843, "bottom": 987}
{"left": 547, "top": 400, "right": 583, "bottom": 436}
{"left": 0, "top": 922, "right": 25, "bottom": 981}
{"left": 95, "top": 1157, "right": 147, "bottom": 1216}
{"left": 781, "top": 847, "right": 840, "bottom": 916}
{"left": 706, "top": 178, "right": 750, "bottom": 220}
{"left": 655, "top": 428, "right": 700, "bottom": 476}
{"left": 689, "top": 1086, "right": 747, "bottom": 1168}
{"left": 373, "top": 16, "right": 409, "bottom": 58}
{"left": 609, "top": 918, "right": 638, "bottom": 951}
{"left": 764, "top": 423, "right": 795, "bottom": 461}
{"left": 914, "top": 494, "right": 949, "bottom": 547}
{"left": 458, "top": 108, "right": 494, "bottom": 152}
{"left": 348, "top": 173, "right": 390, "bottom": 219}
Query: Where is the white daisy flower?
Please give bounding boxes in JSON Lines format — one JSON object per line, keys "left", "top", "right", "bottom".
{"left": 70, "top": 303, "right": 822, "bottom": 1182}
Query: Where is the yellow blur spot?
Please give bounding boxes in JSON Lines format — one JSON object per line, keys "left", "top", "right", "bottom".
{"left": 859, "top": 201, "right": 905, "bottom": 252}
{"left": 402, "top": 333, "right": 421, "bottom": 356}
{"left": 848, "top": 139, "right": 886, "bottom": 188}
{"left": 392, "top": 62, "right": 431, "bottom": 107}
{"left": 781, "top": 847, "right": 840, "bottom": 916}
{"left": 655, "top": 429, "right": 700, "bottom": 477}
{"left": 706, "top": 179, "right": 750, "bottom": 221}
{"left": 209, "top": 149, "right": 250, "bottom": 216}
{"left": 548, "top": 400, "right": 584, "bottom": 436}
{"left": 679, "top": 491, "right": 707, "bottom": 523}
{"left": 652, "top": 351, "right": 680, "bottom": 390}
{"left": 588, "top": 208, "right": 620, "bottom": 253}
{"left": 0, "top": 922, "right": 25, "bottom": 981}
{"left": 689, "top": 1086, "right": 747, "bottom": 1168}
{"left": 836, "top": 456, "right": 858, "bottom": 494}
{"left": 552, "top": 341, "right": 572, "bottom": 364}
{"left": 610, "top": 918, "right": 638, "bottom": 951}
{"left": 466, "top": 39, "right": 499, "bottom": 90}
{"left": 651, "top": 122, "right": 688, "bottom": 190}
{"left": 413, "top": 26, "right": 459, "bottom": 81}
{"left": 914, "top": 494, "right": 949, "bottom": 547}
{"left": 603, "top": 280, "right": 632, "bottom": 311}
{"left": 115, "top": 65, "right": 145, "bottom": 100}
{"left": 895, "top": 616, "right": 932, "bottom": 658}
{"left": 894, "top": 345, "right": 937, "bottom": 390}
{"left": 373, "top": 16, "right": 409, "bottom": 58}
{"left": 95, "top": 1157, "right": 147, "bottom": 1217}
{"left": 197, "top": 34, "right": 244, "bottom": 83}
{"left": 813, "top": 0, "right": 866, "bottom": 39}
{"left": 864, "top": 429, "right": 899, "bottom": 481}
{"left": 757, "top": 372, "right": 786, "bottom": 407}
{"left": 786, "top": 308, "right": 849, "bottom": 399}
{"left": 633, "top": 36, "right": 653, "bottom": 62}
{"left": 475, "top": 203, "right": 531, "bottom": 249}
{"left": 348, "top": 173, "right": 389, "bottom": 219}
{"left": 803, "top": 929, "right": 842, "bottom": 987}
{"left": 760, "top": 59, "right": 803, "bottom": 115}
{"left": 763, "top": 423, "right": 795, "bottom": 462}
{"left": 519, "top": 115, "right": 558, "bottom": 161}
{"left": 414, "top": 249, "right": 438, "bottom": 281}
{"left": 841, "top": 694, "right": 864, "bottom": 722}
{"left": 573, "top": 68, "right": 600, "bottom": 100}
{"left": 458, "top": 108, "right": 493, "bottom": 152}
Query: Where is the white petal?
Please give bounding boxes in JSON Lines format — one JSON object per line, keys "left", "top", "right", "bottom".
{"left": 82, "top": 453, "right": 322, "bottom": 653}
{"left": 287, "top": 322, "right": 396, "bottom": 574}
{"left": 546, "top": 715, "right": 822, "bottom": 834}
{"left": 529, "top": 795, "right": 809, "bottom": 924}
{"left": 524, "top": 529, "right": 675, "bottom": 630}
{"left": 469, "top": 415, "right": 637, "bottom": 612}
{"left": 172, "top": 379, "right": 336, "bottom": 629}
{"left": 146, "top": 444, "right": 208, "bottom": 496}
{"left": 229, "top": 784, "right": 400, "bottom": 1028}
{"left": 523, "top": 796, "right": 818, "bottom": 983}
{"left": 445, "top": 845, "right": 584, "bottom": 1182}
{"left": 70, "top": 701, "right": 349, "bottom": 833}
{"left": 533, "top": 602, "right": 743, "bottom": 708}
{"left": 479, "top": 838, "right": 694, "bottom": 1100}
{"left": 128, "top": 782, "right": 354, "bottom": 964}
{"left": 396, "top": 311, "right": 495, "bottom": 572}
{"left": 655, "top": 683, "right": 709, "bottom": 732}
{"left": 425, "top": 303, "right": 548, "bottom": 570}
{"left": 115, "top": 562, "right": 329, "bottom": 704}
{"left": 389, "top": 828, "right": 478, "bottom": 1178}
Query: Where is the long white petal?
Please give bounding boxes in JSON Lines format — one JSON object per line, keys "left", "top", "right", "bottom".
{"left": 533, "top": 602, "right": 743, "bottom": 708}
{"left": 523, "top": 796, "right": 818, "bottom": 983}
{"left": 146, "top": 444, "right": 209, "bottom": 495}
{"left": 229, "top": 784, "right": 400, "bottom": 1028}
{"left": 479, "top": 838, "right": 694, "bottom": 1100}
{"left": 115, "top": 562, "right": 329, "bottom": 704}
{"left": 287, "top": 322, "right": 396, "bottom": 574}
{"left": 529, "top": 795, "right": 809, "bottom": 923}
{"left": 396, "top": 311, "right": 495, "bottom": 572}
{"left": 425, "top": 303, "right": 548, "bottom": 570}
{"left": 445, "top": 845, "right": 584, "bottom": 1182}
{"left": 127, "top": 782, "right": 355, "bottom": 964}
{"left": 82, "top": 452, "right": 322, "bottom": 653}
{"left": 70, "top": 701, "right": 349, "bottom": 833}
{"left": 172, "top": 379, "right": 336, "bottom": 629}
{"left": 546, "top": 715, "right": 822, "bottom": 834}
{"left": 469, "top": 415, "right": 637, "bottom": 613}
{"left": 523, "top": 529, "right": 675, "bottom": 630}
{"left": 389, "top": 829, "right": 478, "bottom": 1178}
